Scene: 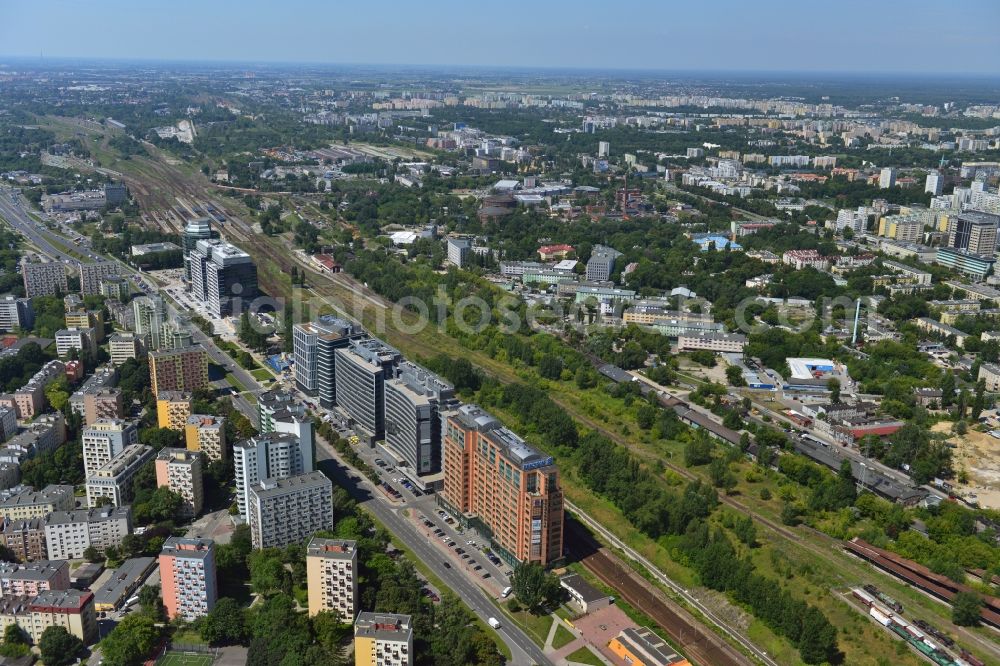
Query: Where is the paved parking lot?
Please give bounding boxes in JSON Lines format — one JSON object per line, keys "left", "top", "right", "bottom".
{"left": 569, "top": 605, "right": 637, "bottom": 665}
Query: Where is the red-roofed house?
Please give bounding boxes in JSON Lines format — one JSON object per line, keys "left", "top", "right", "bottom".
{"left": 538, "top": 244, "right": 575, "bottom": 261}
{"left": 311, "top": 254, "right": 342, "bottom": 274}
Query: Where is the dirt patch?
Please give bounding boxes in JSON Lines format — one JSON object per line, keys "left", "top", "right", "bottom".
{"left": 932, "top": 421, "right": 1000, "bottom": 509}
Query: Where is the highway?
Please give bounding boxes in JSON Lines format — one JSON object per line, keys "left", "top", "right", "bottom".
{"left": 0, "top": 188, "right": 97, "bottom": 263}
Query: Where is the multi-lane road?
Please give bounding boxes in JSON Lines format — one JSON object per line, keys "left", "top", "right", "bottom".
{"left": 0, "top": 188, "right": 102, "bottom": 263}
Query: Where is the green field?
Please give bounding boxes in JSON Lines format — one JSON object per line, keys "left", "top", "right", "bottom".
{"left": 565, "top": 645, "right": 604, "bottom": 666}
{"left": 157, "top": 653, "right": 214, "bottom": 666}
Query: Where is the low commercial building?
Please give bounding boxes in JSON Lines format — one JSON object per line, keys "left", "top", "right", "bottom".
{"left": 246, "top": 472, "right": 334, "bottom": 550}
{"left": 85, "top": 445, "right": 155, "bottom": 508}
{"left": 559, "top": 573, "right": 611, "bottom": 614}
{"left": 354, "top": 612, "right": 413, "bottom": 666}
{"left": 677, "top": 331, "right": 747, "bottom": 353}
{"left": 93, "top": 557, "right": 156, "bottom": 613}
{"left": 608, "top": 626, "right": 691, "bottom": 666}
{"left": 306, "top": 537, "right": 358, "bottom": 619}
{"left": 44, "top": 506, "right": 132, "bottom": 560}
{"left": 936, "top": 247, "right": 996, "bottom": 280}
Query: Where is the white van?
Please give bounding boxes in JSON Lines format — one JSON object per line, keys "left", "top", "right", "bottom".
{"left": 501, "top": 586, "right": 513, "bottom": 599}
{"left": 488, "top": 617, "right": 501, "bottom": 629}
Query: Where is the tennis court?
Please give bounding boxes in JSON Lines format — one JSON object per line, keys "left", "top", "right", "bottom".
{"left": 157, "top": 652, "right": 215, "bottom": 666}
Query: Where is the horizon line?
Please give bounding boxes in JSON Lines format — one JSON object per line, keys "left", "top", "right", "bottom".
{"left": 1, "top": 54, "right": 999, "bottom": 80}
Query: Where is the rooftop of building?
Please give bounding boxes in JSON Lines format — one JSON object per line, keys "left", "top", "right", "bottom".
{"left": 161, "top": 537, "right": 214, "bottom": 559}
{"left": 354, "top": 612, "right": 412, "bottom": 640}
{"left": 0, "top": 484, "right": 73, "bottom": 508}
{"left": 306, "top": 537, "right": 357, "bottom": 559}
{"left": 186, "top": 414, "right": 224, "bottom": 429}
{"left": 156, "top": 447, "right": 201, "bottom": 465}
{"left": 44, "top": 505, "right": 131, "bottom": 526}
{"left": 93, "top": 557, "right": 156, "bottom": 606}
{"left": 29, "top": 588, "right": 93, "bottom": 612}
{"left": 451, "top": 404, "right": 555, "bottom": 471}
{"left": 250, "top": 471, "right": 331, "bottom": 499}
{"left": 0, "top": 560, "right": 68, "bottom": 582}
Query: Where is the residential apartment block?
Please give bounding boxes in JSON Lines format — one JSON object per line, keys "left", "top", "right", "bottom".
{"left": 155, "top": 448, "right": 204, "bottom": 518}
{"left": 157, "top": 391, "right": 193, "bottom": 430}
{"left": 0, "top": 560, "right": 70, "bottom": 597}
{"left": 22, "top": 589, "right": 98, "bottom": 644}
{"left": 442, "top": 404, "right": 563, "bottom": 566}
{"left": 12, "top": 360, "right": 65, "bottom": 419}
{"left": 21, "top": 261, "right": 68, "bottom": 298}
{"left": 108, "top": 332, "right": 145, "bottom": 365}
{"left": 247, "top": 472, "right": 333, "bottom": 550}
{"left": 78, "top": 261, "right": 119, "bottom": 296}
{"left": 306, "top": 537, "right": 358, "bottom": 619}
{"left": 0, "top": 296, "right": 33, "bottom": 332}
{"left": 184, "top": 414, "right": 227, "bottom": 463}
{"left": 354, "top": 612, "right": 413, "bottom": 666}
{"left": 0, "top": 518, "right": 46, "bottom": 562}
{"left": 150, "top": 346, "right": 209, "bottom": 395}
{"left": 234, "top": 432, "right": 312, "bottom": 520}
{"left": 159, "top": 537, "right": 217, "bottom": 621}
{"left": 0, "top": 485, "right": 74, "bottom": 522}
{"left": 82, "top": 419, "right": 139, "bottom": 478}
{"left": 44, "top": 506, "right": 132, "bottom": 560}
{"left": 85, "top": 445, "right": 155, "bottom": 508}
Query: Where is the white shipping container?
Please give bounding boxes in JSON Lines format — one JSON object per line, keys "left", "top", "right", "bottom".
{"left": 869, "top": 607, "right": 891, "bottom": 626}
{"left": 852, "top": 589, "right": 875, "bottom": 606}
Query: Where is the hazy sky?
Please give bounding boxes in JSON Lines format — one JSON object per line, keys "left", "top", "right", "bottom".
{"left": 3, "top": 0, "right": 999, "bottom": 74}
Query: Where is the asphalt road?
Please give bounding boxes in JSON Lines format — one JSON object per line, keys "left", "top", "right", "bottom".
{"left": 0, "top": 188, "right": 92, "bottom": 262}
{"left": 314, "top": 437, "right": 551, "bottom": 666}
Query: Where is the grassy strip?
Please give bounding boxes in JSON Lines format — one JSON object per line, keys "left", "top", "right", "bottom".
{"left": 565, "top": 645, "right": 604, "bottom": 666}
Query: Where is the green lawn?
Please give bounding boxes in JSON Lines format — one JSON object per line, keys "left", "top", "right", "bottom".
{"left": 500, "top": 606, "right": 553, "bottom": 646}
{"left": 250, "top": 368, "right": 273, "bottom": 381}
{"left": 565, "top": 645, "right": 604, "bottom": 666}
{"left": 224, "top": 374, "right": 246, "bottom": 392}
{"left": 157, "top": 653, "right": 214, "bottom": 666}
{"left": 552, "top": 622, "right": 576, "bottom": 649}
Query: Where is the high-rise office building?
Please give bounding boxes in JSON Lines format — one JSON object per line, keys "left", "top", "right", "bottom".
{"left": 384, "top": 363, "right": 457, "bottom": 478}
{"left": 185, "top": 414, "right": 227, "bottom": 463}
{"left": 0, "top": 296, "right": 33, "bottom": 332}
{"left": 293, "top": 316, "right": 364, "bottom": 407}
{"left": 182, "top": 217, "right": 212, "bottom": 280}
{"left": 925, "top": 170, "right": 944, "bottom": 196}
{"left": 949, "top": 211, "right": 1000, "bottom": 256}
{"left": 442, "top": 404, "right": 563, "bottom": 566}
{"left": 150, "top": 345, "right": 209, "bottom": 395}
{"left": 306, "top": 537, "right": 358, "bottom": 619}
{"left": 335, "top": 338, "right": 401, "bottom": 441}
{"left": 155, "top": 448, "right": 204, "bottom": 518}
{"left": 246, "top": 472, "right": 333, "bottom": 549}
{"left": 188, "top": 239, "right": 258, "bottom": 317}
{"left": 234, "top": 433, "right": 313, "bottom": 519}
{"left": 585, "top": 244, "right": 623, "bottom": 282}
{"left": 879, "top": 167, "right": 896, "bottom": 189}
{"left": 22, "top": 261, "right": 68, "bottom": 298}
{"left": 82, "top": 419, "right": 139, "bottom": 478}
{"left": 354, "top": 613, "right": 413, "bottom": 666}
{"left": 78, "top": 261, "right": 118, "bottom": 296}
{"left": 159, "top": 537, "right": 217, "bottom": 621}
{"left": 131, "top": 296, "right": 166, "bottom": 350}
{"left": 156, "top": 391, "right": 193, "bottom": 430}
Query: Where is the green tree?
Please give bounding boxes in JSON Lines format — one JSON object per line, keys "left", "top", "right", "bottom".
{"left": 0, "top": 624, "right": 28, "bottom": 658}
{"left": 99, "top": 613, "right": 162, "bottom": 666}
{"left": 138, "top": 584, "right": 166, "bottom": 621}
{"left": 511, "top": 562, "right": 561, "bottom": 613}
{"left": 684, "top": 433, "right": 713, "bottom": 466}
{"left": 39, "top": 625, "right": 85, "bottom": 666}
{"left": 725, "top": 365, "right": 745, "bottom": 386}
{"left": 200, "top": 597, "right": 248, "bottom": 646}
{"left": 798, "top": 606, "right": 838, "bottom": 664}
{"left": 952, "top": 591, "right": 983, "bottom": 626}
{"left": 826, "top": 377, "right": 841, "bottom": 402}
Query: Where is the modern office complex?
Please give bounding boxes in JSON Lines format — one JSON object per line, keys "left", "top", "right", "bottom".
{"left": 185, "top": 414, "right": 227, "bottom": 462}
{"left": 155, "top": 448, "right": 204, "bottom": 518}
{"left": 354, "top": 612, "right": 413, "bottom": 666}
{"left": 132, "top": 296, "right": 166, "bottom": 350}
{"left": 82, "top": 419, "right": 139, "bottom": 478}
{"left": 306, "top": 537, "right": 358, "bottom": 619}
{"left": 383, "top": 363, "right": 457, "bottom": 480}
{"left": 234, "top": 432, "right": 313, "bottom": 519}
{"left": 335, "top": 338, "right": 401, "bottom": 441}
{"left": 21, "top": 261, "right": 68, "bottom": 298}
{"left": 150, "top": 345, "right": 209, "bottom": 395}
{"left": 0, "top": 296, "right": 33, "bottom": 332}
{"left": 85, "top": 444, "right": 155, "bottom": 508}
{"left": 159, "top": 537, "right": 217, "bottom": 621}
{"left": 188, "top": 238, "right": 259, "bottom": 317}
{"left": 44, "top": 506, "right": 132, "bottom": 560}
{"left": 246, "top": 472, "right": 333, "bottom": 549}
{"left": 78, "top": 260, "right": 118, "bottom": 296}
{"left": 441, "top": 404, "right": 563, "bottom": 566}
{"left": 292, "top": 316, "right": 364, "bottom": 407}
{"left": 585, "top": 244, "right": 623, "bottom": 282}
{"left": 182, "top": 217, "right": 213, "bottom": 280}
{"left": 948, "top": 211, "right": 1000, "bottom": 255}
